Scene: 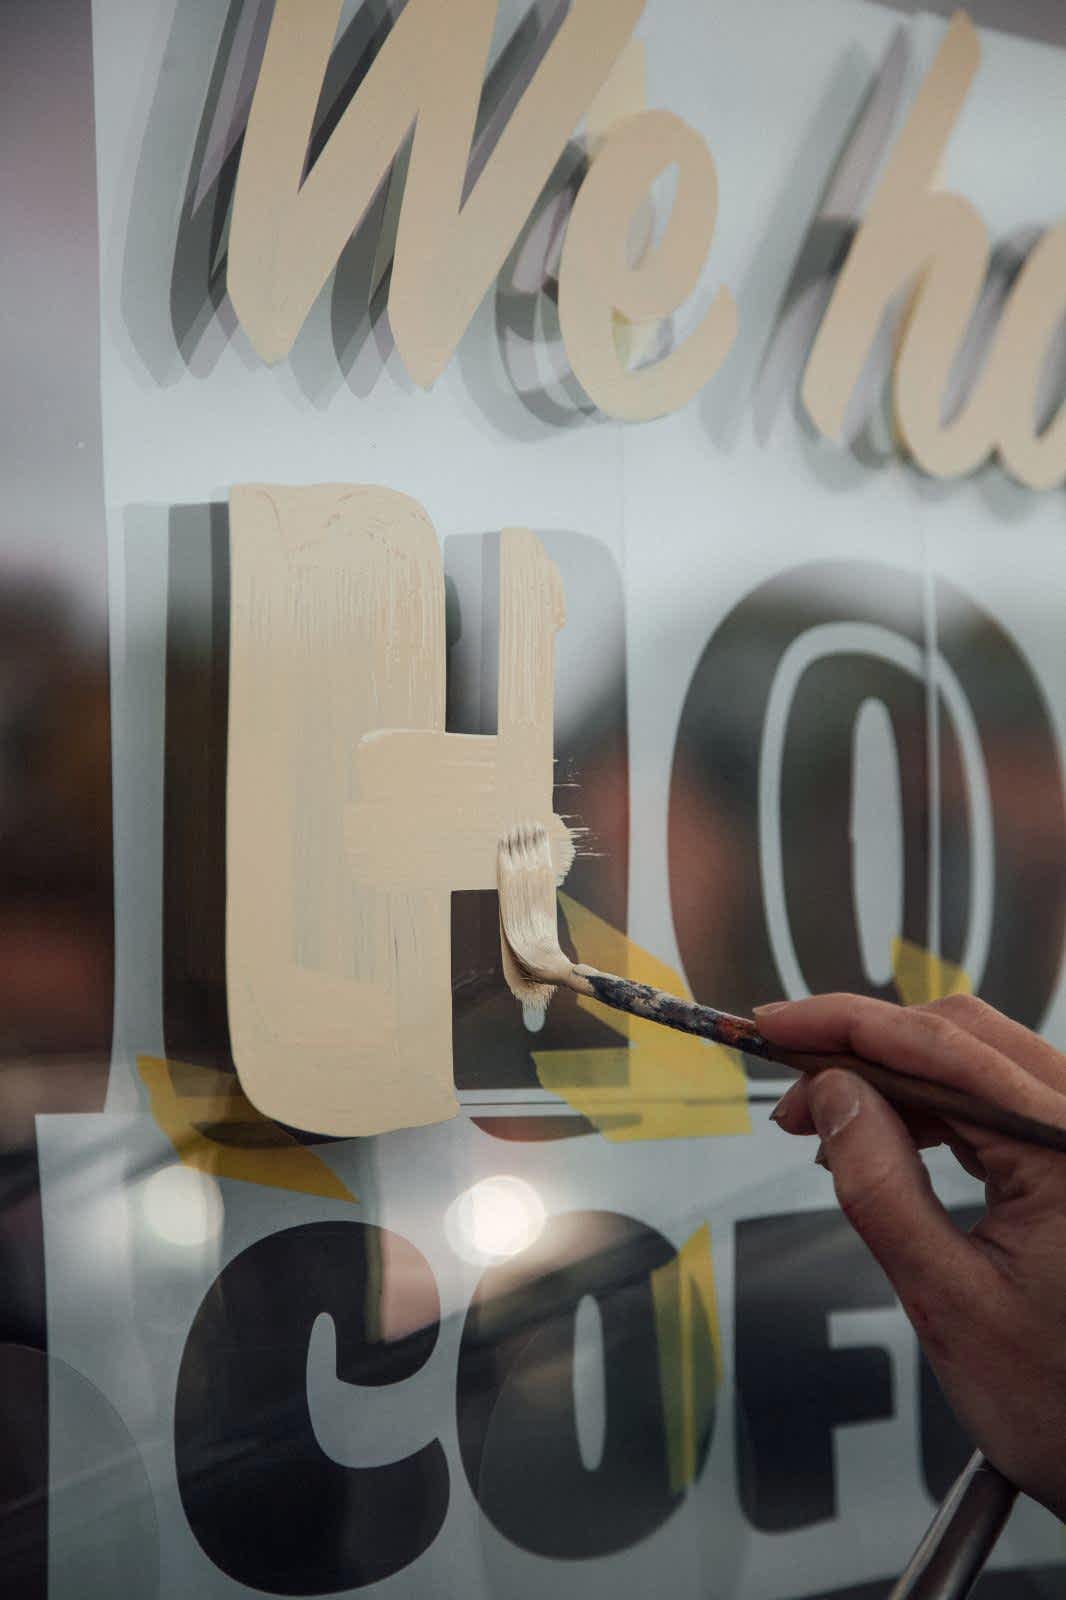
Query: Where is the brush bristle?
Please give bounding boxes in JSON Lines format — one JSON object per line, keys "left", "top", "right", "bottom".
{"left": 496, "top": 822, "right": 573, "bottom": 1011}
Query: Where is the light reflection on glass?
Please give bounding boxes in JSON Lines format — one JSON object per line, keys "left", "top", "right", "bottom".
{"left": 141, "top": 1165, "right": 224, "bottom": 1249}
{"left": 444, "top": 1174, "right": 546, "bottom": 1265}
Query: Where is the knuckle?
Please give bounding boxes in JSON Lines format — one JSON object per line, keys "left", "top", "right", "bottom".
{"left": 847, "top": 993, "right": 890, "bottom": 1013}
{"left": 902, "top": 1007, "right": 962, "bottom": 1048}
{"left": 837, "top": 993, "right": 895, "bottom": 1041}
{"left": 856, "top": 1002, "right": 960, "bottom": 1063}
{"left": 834, "top": 1156, "right": 898, "bottom": 1234}
{"left": 922, "top": 993, "right": 990, "bottom": 1028}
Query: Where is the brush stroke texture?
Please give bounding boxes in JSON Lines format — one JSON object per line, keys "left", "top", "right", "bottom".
{"left": 228, "top": 484, "right": 572, "bottom": 1135}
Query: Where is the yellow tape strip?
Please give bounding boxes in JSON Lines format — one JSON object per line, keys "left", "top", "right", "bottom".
{"left": 651, "top": 1222, "right": 722, "bottom": 1493}
{"left": 533, "top": 895, "right": 751, "bottom": 1140}
{"left": 892, "top": 937, "right": 972, "bottom": 1006}
{"left": 138, "top": 1056, "right": 357, "bottom": 1202}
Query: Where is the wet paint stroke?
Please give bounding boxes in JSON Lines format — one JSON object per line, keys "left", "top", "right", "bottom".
{"left": 139, "top": 1056, "right": 356, "bottom": 1201}
{"left": 347, "top": 527, "right": 573, "bottom": 890}
{"left": 227, "top": 484, "right": 573, "bottom": 1136}
{"left": 534, "top": 894, "right": 752, "bottom": 1140}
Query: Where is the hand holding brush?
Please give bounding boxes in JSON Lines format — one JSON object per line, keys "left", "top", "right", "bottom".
{"left": 499, "top": 820, "right": 1066, "bottom": 1583}
{"left": 497, "top": 822, "right": 1066, "bottom": 1158}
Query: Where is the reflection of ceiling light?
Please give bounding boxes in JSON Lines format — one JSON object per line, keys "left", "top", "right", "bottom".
{"left": 445, "top": 1175, "right": 546, "bottom": 1265}
{"left": 142, "top": 1165, "right": 224, "bottom": 1248}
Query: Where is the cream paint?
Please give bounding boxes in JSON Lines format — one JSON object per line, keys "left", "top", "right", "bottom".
{"left": 228, "top": 0, "right": 645, "bottom": 380}
{"left": 228, "top": 1, "right": 1066, "bottom": 482}
{"left": 803, "top": 12, "right": 986, "bottom": 468}
{"left": 584, "top": 39, "right": 662, "bottom": 374}
{"left": 228, "top": 0, "right": 734, "bottom": 416}
{"left": 227, "top": 485, "right": 573, "bottom": 1136}
{"left": 558, "top": 108, "right": 737, "bottom": 420}
{"left": 802, "top": 11, "right": 1066, "bottom": 489}
{"left": 347, "top": 527, "right": 573, "bottom": 888}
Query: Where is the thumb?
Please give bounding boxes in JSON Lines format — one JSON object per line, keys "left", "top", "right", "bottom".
{"left": 809, "top": 1069, "right": 990, "bottom": 1315}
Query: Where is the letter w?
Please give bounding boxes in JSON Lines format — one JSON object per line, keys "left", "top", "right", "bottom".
{"left": 229, "top": 0, "right": 642, "bottom": 382}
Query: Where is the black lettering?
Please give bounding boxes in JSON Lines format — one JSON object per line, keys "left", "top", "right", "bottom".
{"left": 457, "top": 1209, "right": 711, "bottom": 1556}
{"left": 735, "top": 1210, "right": 895, "bottom": 1530}
{"left": 175, "top": 1221, "right": 447, "bottom": 1593}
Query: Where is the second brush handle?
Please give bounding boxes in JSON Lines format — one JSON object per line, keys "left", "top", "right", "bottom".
{"left": 572, "top": 966, "right": 1066, "bottom": 1157}
{"left": 887, "top": 1448, "right": 1017, "bottom": 1600}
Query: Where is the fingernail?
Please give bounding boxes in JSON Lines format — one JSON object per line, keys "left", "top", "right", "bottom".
{"left": 769, "top": 1081, "right": 800, "bottom": 1127}
{"left": 809, "top": 1071, "right": 862, "bottom": 1142}
{"left": 753, "top": 1000, "right": 789, "bottom": 1017}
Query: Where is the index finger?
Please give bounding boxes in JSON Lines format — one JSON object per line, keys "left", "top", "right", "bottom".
{"left": 754, "top": 993, "right": 1066, "bottom": 1129}
{"left": 916, "top": 994, "right": 1066, "bottom": 1095}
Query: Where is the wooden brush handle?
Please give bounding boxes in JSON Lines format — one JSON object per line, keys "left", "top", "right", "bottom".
{"left": 776, "top": 1046, "right": 1066, "bottom": 1155}
{"left": 574, "top": 968, "right": 1066, "bottom": 1158}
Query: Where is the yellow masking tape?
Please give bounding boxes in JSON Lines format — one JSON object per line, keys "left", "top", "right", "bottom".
{"left": 892, "top": 937, "right": 972, "bottom": 1006}
{"left": 138, "top": 1055, "right": 357, "bottom": 1202}
{"left": 651, "top": 1221, "right": 722, "bottom": 1493}
{"left": 533, "top": 894, "right": 751, "bottom": 1140}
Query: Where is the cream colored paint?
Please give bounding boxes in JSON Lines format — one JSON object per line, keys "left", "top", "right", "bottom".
{"left": 228, "top": 0, "right": 644, "bottom": 382}
{"left": 230, "top": 2, "right": 1066, "bottom": 480}
{"left": 228, "top": 0, "right": 734, "bottom": 418}
{"left": 227, "top": 485, "right": 572, "bottom": 1136}
{"left": 585, "top": 39, "right": 658, "bottom": 373}
{"left": 802, "top": 11, "right": 1066, "bottom": 489}
{"left": 558, "top": 109, "right": 737, "bottom": 420}
{"left": 585, "top": 36, "right": 646, "bottom": 149}
{"left": 347, "top": 528, "right": 573, "bottom": 889}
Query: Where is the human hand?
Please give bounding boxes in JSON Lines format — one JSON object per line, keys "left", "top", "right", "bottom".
{"left": 758, "top": 991, "right": 1066, "bottom": 1520}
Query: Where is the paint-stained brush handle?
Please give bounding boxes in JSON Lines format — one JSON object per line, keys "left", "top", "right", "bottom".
{"left": 575, "top": 968, "right": 778, "bottom": 1053}
{"left": 574, "top": 967, "right": 1066, "bottom": 1158}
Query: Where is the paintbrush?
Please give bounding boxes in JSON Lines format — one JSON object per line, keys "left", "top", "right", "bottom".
{"left": 496, "top": 822, "right": 1066, "bottom": 1156}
